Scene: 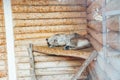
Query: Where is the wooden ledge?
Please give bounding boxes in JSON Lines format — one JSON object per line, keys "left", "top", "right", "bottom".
{"left": 33, "top": 46, "right": 94, "bottom": 59}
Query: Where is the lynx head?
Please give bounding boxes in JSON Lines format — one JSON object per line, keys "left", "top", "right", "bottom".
{"left": 46, "top": 34, "right": 66, "bottom": 48}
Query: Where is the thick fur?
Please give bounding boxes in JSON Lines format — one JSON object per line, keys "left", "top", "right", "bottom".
{"left": 46, "top": 33, "right": 91, "bottom": 50}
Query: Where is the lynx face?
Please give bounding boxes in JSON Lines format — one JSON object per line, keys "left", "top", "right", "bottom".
{"left": 46, "top": 34, "right": 67, "bottom": 48}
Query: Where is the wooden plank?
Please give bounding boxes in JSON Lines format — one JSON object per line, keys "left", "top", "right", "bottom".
{"left": 86, "top": 35, "right": 102, "bottom": 52}
{"left": 11, "top": 0, "right": 86, "bottom": 5}
{"left": 88, "top": 28, "right": 120, "bottom": 50}
{"left": 35, "top": 60, "right": 83, "bottom": 68}
{"left": 13, "top": 18, "right": 87, "bottom": 27}
{"left": 14, "top": 30, "right": 87, "bottom": 40}
{"left": 14, "top": 25, "right": 86, "bottom": 33}
{"left": 12, "top": 12, "right": 86, "bottom": 19}
{"left": 33, "top": 46, "right": 93, "bottom": 59}
{"left": 16, "top": 56, "right": 80, "bottom": 63}
{"left": 28, "top": 44, "right": 37, "bottom": 80}
{"left": 17, "top": 60, "right": 83, "bottom": 69}
{"left": 88, "top": 28, "right": 103, "bottom": 44}
{"left": 36, "top": 74, "right": 87, "bottom": 80}
{"left": 88, "top": 21, "right": 102, "bottom": 32}
{"left": 106, "top": 0, "right": 120, "bottom": 11}
{"left": 15, "top": 38, "right": 47, "bottom": 46}
{"left": 71, "top": 51, "right": 97, "bottom": 80}
{"left": 11, "top": 5, "right": 86, "bottom": 13}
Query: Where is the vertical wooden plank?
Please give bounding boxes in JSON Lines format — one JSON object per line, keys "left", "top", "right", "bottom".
{"left": 3, "top": 0, "right": 17, "bottom": 80}
{"left": 28, "top": 44, "right": 37, "bottom": 80}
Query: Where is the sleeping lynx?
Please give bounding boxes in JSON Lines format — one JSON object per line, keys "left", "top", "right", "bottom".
{"left": 46, "top": 33, "right": 91, "bottom": 50}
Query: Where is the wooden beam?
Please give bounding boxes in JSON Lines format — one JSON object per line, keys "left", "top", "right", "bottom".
{"left": 28, "top": 44, "right": 37, "bottom": 80}
{"left": 71, "top": 51, "right": 98, "bottom": 80}
{"left": 3, "top": 0, "right": 17, "bottom": 80}
{"left": 13, "top": 18, "right": 86, "bottom": 27}
{"left": 33, "top": 46, "right": 93, "bottom": 59}
{"left": 11, "top": 0, "right": 86, "bottom": 5}
{"left": 10, "top": 5, "right": 86, "bottom": 13}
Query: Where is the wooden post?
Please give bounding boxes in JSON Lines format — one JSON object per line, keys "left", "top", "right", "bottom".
{"left": 28, "top": 44, "right": 37, "bottom": 80}
{"left": 3, "top": 0, "right": 17, "bottom": 80}
{"left": 71, "top": 51, "right": 98, "bottom": 80}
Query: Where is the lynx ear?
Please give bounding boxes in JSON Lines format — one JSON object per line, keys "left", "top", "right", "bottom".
{"left": 54, "top": 39, "right": 57, "bottom": 42}
{"left": 46, "top": 38, "right": 48, "bottom": 41}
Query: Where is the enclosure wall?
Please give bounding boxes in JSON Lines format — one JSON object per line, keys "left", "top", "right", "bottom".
{"left": 11, "top": 0, "right": 87, "bottom": 80}
{"left": 87, "top": 0, "right": 120, "bottom": 80}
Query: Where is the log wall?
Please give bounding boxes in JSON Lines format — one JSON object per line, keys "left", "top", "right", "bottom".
{"left": 0, "top": 0, "right": 8, "bottom": 79}
{"left": 11, "top": 0, "right": 88, "bottom": 80}
{"left": 87, "top": 0, "right": 120, "bottom": 80}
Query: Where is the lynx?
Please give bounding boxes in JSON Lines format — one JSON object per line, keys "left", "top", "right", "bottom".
{"left": 46, "top": 33, "right": 91, "bottom": 50}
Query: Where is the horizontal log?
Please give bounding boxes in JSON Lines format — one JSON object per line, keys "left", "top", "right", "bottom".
{"left": 106, "top": 0, "right": 120, "bottom": 11}
{"left": 11, "top": 0, "right": 86, "bottom": 5}
{"left": 16, "top": 56, "right": 81, "bottom": 63}
{"left": 15, "top": 38, "right": 47, "bottom": 46}
{"left": 88, "top": 28, "right": 120, "bottom": 50}
{"left": 88, "top": 21, "right": 102, "bottom": 32}
{"left": 17, "top": 67, "right": 82, "bottom": 77}
{"left": 107, "top": 15, "right": 120, "bottom": 31}
{"left": 87, "top": 0, "right": 104, "bottom": 13}
{"left": 88, "top": 28, "right": 103, "bottom": 44}
{"left": 33, "top": 46, "right": 93, "bottom": 59}
{"left": 13, "top": 18, "right": 87, "bottom": 27}
{"left": 15, "top": 30, "right": 87, "bottom": 40}
{"left": 14, "top": 25, "right": 86, "bottom": 33}
{"left": 12, "top": 12, "right": 86, "bottom": 20}
{"left": 35, "top": 60, "right": 83, "bottom": 68}
{"left": 36, "top": 74, "right": 87, "bottom": 80}
{"left": 10, "top": 5, "right": 86, "bottom": 13}
{"left": 17, "top": 74, "right": 87, "bottom": 80}
{"left": 0, "top": 12, "right": 86, "bottom": 20}
{"left": 17, "top": 60, "right": 83, "bottom": 69}
{"left": 86, "top": 35, "right": 102, "bottom": 51}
